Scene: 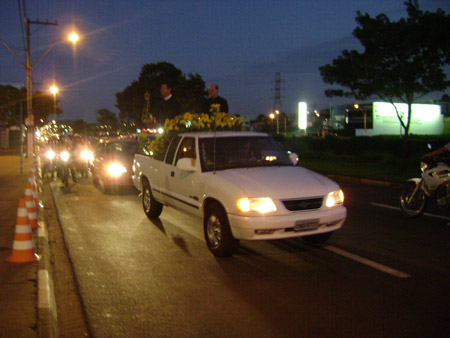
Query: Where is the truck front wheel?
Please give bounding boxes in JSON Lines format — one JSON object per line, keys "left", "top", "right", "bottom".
{"left": 204, "top": 202, "right": 239, "bottom": 257}
{"left": 142, "top": 180, "right": 163, "bottom": 218}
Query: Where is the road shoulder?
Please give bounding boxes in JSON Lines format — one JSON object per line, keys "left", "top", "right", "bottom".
{"left": 41, "top": 182, "right": 91, "bottom": 337}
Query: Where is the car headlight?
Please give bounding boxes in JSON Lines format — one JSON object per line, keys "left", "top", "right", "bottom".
{"left": 237, "top": 197, "right": 277, "bottom": 213}
{"left": 325, "top": 190, "right": 344, "bottom": 207}
{"left": 60, "top": 151, "right": 70, "bottom": 162}
{"left": 106, "top": 162, "right": 127, "bottom": 177}
{"left": 80, "top": 149, "right": 94, "bottom": 162}
{"left": 45, "top": 149, "right": 55, "bottom": 160}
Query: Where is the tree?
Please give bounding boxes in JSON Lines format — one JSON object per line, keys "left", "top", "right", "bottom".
{"left": 319, "top": 0, "right": 450, "bottom": 169}
{"left": 33, "top": 91, "right": 62, "bottom": 126}
{"left": 96, "top": 109, "right": 118, "bottom": 131}
{"left": 115, "top": 62, "right": 206, "bottom": 125}
{"left": 252, "top": 113, "right": 274, "bottom": 133}
{"left": 0, "top": 85, "right": 60, "bottom": 127}
{"left": 72, "top": 119, "right": 97, "bottom": 136}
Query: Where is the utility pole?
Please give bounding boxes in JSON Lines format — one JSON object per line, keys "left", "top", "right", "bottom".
{"left": 25, "top": 17, "right": 58, "bottom": 157}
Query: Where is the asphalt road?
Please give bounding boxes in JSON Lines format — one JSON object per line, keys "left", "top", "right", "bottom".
{"left": 48, "top": 177, "right": 450, "bottom": 338}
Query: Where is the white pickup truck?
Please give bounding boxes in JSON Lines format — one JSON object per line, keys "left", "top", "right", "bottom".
{"left": 133, "top": 131, "right": 346, "bottom": 257}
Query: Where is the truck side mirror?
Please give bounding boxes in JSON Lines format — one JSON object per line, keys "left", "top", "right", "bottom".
{"left": 177, "top": 158, "right": 197, "bottom": 172}
{"left": 142, "top": 144, "right": 153, "bottom": 156}
{"left": 289, "top": 152, "right": 299, "bottom": 165}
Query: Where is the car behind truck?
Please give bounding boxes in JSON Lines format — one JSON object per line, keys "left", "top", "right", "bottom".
{"left": 133, "top": 131, "right": 346, "bottom": 257}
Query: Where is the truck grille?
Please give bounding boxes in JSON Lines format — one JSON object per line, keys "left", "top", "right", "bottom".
{"left": 281, "top": 197, "right": 323, "bottom": 211}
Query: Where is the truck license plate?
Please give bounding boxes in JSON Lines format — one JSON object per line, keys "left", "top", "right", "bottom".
{"left": 294, "top": 219, "right": 319, "bottom": 232}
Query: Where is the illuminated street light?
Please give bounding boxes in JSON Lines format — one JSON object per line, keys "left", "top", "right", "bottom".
{"left": 68, "top": 32, "right": 79, "bottom": 43}
{"left": 50, "top": 85, "right": 58, "bottom": 95}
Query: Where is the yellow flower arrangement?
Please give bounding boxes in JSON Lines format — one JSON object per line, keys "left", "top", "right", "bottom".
{"left": 145, "top": 112, "right": 243, "bottom": 159}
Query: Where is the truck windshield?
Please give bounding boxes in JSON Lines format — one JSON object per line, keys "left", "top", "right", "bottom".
{"left": 199, "top": 136, "right": 293, "bottom": 172}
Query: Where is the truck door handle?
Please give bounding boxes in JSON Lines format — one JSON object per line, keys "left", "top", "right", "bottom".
{"left": 171, "top": 171, "right": 175, "bottom": 177}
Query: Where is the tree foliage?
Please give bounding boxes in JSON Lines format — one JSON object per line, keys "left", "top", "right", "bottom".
{"left": 0, "top": 85, "right": 61, "bottom": 127}
{"left": 319, "top": 0, "right": 450, "bottom": 138}
{"left": 115, "top": 62, "right": 206, "bottom": 125}
{"left": 96, "top": 108, "right": 118, "bottom": 130}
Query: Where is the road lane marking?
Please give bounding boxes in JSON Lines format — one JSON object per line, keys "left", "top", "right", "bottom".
{"left": 370, "top": 202, "right": 450, "bottom": 221}
{"left": 324, "top": 245, "right": 411, "bottom": 278}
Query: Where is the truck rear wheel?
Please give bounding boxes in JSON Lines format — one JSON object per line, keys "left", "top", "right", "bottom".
{"left": 142, "top": 179, "right": 163, "bottom": 218}
{"left": 204, "top": 202, "right": 239, "bottom": 257}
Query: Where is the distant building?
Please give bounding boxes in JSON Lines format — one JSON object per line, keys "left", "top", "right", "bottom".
{"left": 325, "top": 102, "right": 443, "bottom": 136}
{"left": 239, "top": 115, "right": 251, "bottom": 130}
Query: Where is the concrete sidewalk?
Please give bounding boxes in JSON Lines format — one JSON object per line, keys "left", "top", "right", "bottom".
{"left": 0, "top": 154, "right": 56, "bottom": 338}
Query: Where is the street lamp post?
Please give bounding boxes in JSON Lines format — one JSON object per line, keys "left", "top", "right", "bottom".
{"left": 25, "top": 20, "right": 34, "bottom": 157}
{"left": 281, "top": 113, "right": 287, "bottom": 136}
{"left": 354, "top": 104, "right": 367, "bottom": 136}
{"left": 269, "top": 113, "right": 275, "bottom": 134}
{"left": 50, "top": 85, "right": 58, "bottom": 115}
{"left": 2, "top": 18, "right": 79, "bottom": 157}
{"left": 275, "top": 110, "right": 280, "bottom": 135}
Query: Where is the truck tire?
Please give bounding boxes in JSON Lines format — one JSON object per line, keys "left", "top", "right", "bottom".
{"left": 204, "top": 202, "right": 239, "bottom": 257}
{"left": 142, "top": 179, "right": 163, "bottom": 218}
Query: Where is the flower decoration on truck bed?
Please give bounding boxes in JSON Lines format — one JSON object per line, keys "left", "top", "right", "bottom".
{"left": 140, "top": 112, "right": 244, "bottom": 159}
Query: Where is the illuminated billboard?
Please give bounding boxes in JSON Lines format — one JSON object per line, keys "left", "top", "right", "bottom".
{"left": 298, "top": 102, "right": 307, "bottom": 130}
{"left": 355, "top": 102, "right": 443, "bottom": 136}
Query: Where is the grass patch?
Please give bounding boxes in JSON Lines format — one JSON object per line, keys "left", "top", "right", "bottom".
{"left": 299, "top": 155, "right": 420, "bottom": 183}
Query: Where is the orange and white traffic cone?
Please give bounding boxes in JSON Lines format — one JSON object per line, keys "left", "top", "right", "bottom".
{"left": 29, "top": 173, "right": 41, "bottom": 208}
{"left": 6, "top": 198, "right": 39, "bottom": 263}
{"left": 25, "top": 181, "right": 39, "bottom": 229}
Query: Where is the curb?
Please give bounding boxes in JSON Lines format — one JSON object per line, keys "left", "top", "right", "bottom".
{"left": 37, "top": 193, "right": 59, "bottom": 338}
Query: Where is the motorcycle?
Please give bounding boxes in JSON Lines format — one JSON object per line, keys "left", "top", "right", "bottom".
{"left": 74, "top": 147, "right": 94, "bottom": 178}
{"left": 41, "top": 148, "right": 56, "bottom": 180}
{"left": 399, "top": 156, "right": 450, "bottom": 217}
{"left": 56, "top": 149, "right": 78, "bottom": 187}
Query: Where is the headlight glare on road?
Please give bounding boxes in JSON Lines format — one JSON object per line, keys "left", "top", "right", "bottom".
{"left": 106, "top": 162, "right": 127, "bottom": 177}
{"left": 237, "top": 197, "right": 277, "bottom": 213}
{"left": 326, "top": 190, "right": 344, "bottom": 207}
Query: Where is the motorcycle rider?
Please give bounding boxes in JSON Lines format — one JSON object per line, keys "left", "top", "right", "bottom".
{"left": 40, "top": 137, "right": 57, "bottom": 179}
{"left": 73, "top": 136, "right": 91, "bottom": 178}
{"left": 55, "top": 137, "right": 78, "bottom": 184}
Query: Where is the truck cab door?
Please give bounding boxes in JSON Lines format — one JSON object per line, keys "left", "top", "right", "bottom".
{"left": 165, "top": 136, "right": 201, "bottom": 215}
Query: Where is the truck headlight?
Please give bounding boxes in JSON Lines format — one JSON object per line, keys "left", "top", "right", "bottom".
{"left": 106, "top": 163, "right": 127, "bottom": 177}
{"left": 237, "top": 197, "right": 277, "bottom": 213}
{"left": 325, "top": 190, "right": 344, "bottom": 207}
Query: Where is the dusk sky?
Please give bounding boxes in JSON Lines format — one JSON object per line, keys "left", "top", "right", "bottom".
{"left": 1, "top": 0, "right": 449, "bottom": 122}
